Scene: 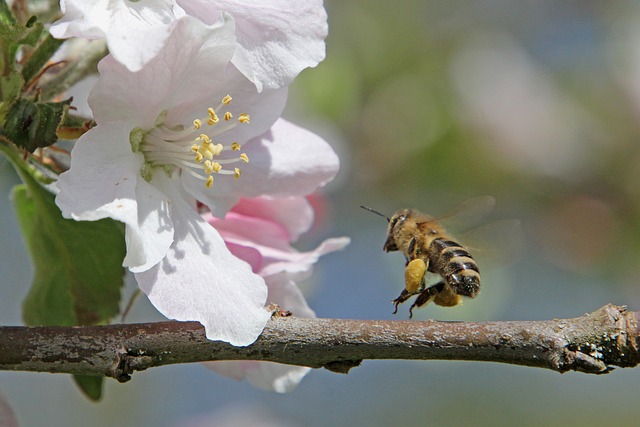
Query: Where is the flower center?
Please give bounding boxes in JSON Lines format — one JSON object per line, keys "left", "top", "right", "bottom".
{"left": 132, "top": 95, "right": 250, "bottom": 188}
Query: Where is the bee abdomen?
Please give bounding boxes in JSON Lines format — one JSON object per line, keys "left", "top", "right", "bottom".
{"left": 430, "top": 239, "right": 480, "bottom": 298}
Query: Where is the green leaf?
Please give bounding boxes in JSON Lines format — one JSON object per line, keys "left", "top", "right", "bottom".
{"left": 0, "top": 13, "right": 42, "bottom": 45}
{"left": 0, "top": 70, "right": 24, "bottom": 117}
{"left": 4, "top": 98, "right": 71, "bottom": 152}
{"left": 0, "top": 9, "right": 43, "bottom": 77}
{"left": 73, "top": 375, "right": 104, "bottom": 402}
{"left": 11, "top": 183, "right": 126, "bottom": 325}
{"left": 0, "top": 1, "right": 17, "bottom": 26}
{"left": 1, "top": 144, "right": 125, "bottom": 401}
{"left": 0, "top": 144, "right": 126, "bottom": 326}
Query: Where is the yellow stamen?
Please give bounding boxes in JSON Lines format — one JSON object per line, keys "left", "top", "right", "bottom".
{"left": 207, "top": 108, "right": 219, "bottom": 125}
{"left": 211, "top": 143, "right": 223, "bottom": 156}
{"left": 204, "top": 160, "right": 214, "bottom": 174}
{"left": 146, "top": 95, "right": 253, "bottom": 189}
{"left": 199, "top": 143, "right": 214, "bottom": 160}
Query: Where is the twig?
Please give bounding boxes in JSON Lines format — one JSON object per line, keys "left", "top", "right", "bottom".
{"left": 0, "top": 304, "right": 637, "bottom": 382}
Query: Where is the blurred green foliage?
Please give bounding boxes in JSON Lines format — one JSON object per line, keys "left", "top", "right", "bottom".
{"left": 292, "top": 0, "right": 640, "bottom": 289}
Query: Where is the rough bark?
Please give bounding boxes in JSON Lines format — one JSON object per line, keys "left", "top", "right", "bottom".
{"left": 0, "top": 304, "right": 638, "bottom": 382}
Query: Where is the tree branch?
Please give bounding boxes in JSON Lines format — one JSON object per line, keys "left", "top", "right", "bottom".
{"left": 0, "top": 304, "right": 638, "bottom": 381}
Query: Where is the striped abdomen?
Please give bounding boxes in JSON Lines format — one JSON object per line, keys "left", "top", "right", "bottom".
{"left": 427, "top": 238, "right": 480, "bottom": 297}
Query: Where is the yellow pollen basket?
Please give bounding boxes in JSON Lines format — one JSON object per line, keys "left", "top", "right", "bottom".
{"left": 189, "top": 95, "right": 251, "bottom": 188}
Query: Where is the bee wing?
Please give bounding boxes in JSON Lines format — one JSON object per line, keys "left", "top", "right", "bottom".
{"left": 459, "top": 219, "right": 526, "bottom": 267}
{"left": 431, "top": 196, "right": 497, "bottom": 232}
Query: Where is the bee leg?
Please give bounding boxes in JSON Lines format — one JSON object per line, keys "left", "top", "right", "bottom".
{"left": 392, "top": 289, "right": 412, "bottom": 314}
{"left": 392, "top": 258, "right": 428, "bottom": 314}
{"left": 408, "top": 281, "right": 445, "bottom": 318}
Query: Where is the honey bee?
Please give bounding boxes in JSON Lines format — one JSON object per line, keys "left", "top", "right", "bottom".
{"left": 362, "top": 196, "right": 511, "bottom": 317}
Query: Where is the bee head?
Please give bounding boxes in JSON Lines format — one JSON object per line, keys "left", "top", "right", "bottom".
{"left": 383, "top": 209, "right": 410, "bottom": 252}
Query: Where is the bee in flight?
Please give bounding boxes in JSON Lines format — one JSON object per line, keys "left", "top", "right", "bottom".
{"left": 362, "top": 197, "right": 501, "bottom": 318}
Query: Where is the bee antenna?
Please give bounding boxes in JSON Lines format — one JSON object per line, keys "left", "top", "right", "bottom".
{"left": 360, "top": 205, "right": 390, "bottom": 222}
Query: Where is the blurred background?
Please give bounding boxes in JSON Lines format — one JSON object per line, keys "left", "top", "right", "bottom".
{"left": 2, "top": 0, "right": 640, "bottom": 425}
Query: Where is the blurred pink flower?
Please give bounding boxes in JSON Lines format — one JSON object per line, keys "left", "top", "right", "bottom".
{"left": 201, "top": 196, "right": 349, "bottom": 392}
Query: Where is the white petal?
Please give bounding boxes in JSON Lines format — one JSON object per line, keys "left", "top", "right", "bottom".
{"left": 135, "top": 175, "right": 270, "bottom": 346}
{"left": 55, "top": 122, "right": 175, "bottom": 272}
{"left": 166, "top": 67, "right": 288, "bottom": 146}
{"left": 89, "top": 15, "right": 237, "bottom": 128}
{"left": 179, "top": 0, "right": 327, "bottom": 90}
{"left": 265, "top": 275, "right": 316, "bottom": 318}
{"left": 124, "top": 179, "right": 175, "bottom": 273}
{"left": 205, "top": 361, "right": 311, "bottom": 393}
{"left": 203, "top": 274, "right": 315, "bottom": 392}
{"left": 244, "top": 118, "right": 340, "bottom": 197}
{"left": 51, "top": 0, "right": 185, "bottom": 72}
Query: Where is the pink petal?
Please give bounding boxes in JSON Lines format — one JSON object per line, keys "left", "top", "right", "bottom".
{"left": 230, "top": 196, "right": 314, "bottom": 242}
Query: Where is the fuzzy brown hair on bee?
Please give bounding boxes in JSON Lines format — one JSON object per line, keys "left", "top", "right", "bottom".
{"left": 361, "top": 205, "right": 481, "bottom": 318}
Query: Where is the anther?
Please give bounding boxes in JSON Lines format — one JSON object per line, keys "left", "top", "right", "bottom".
{"left": 207, "top": 108, "right": 219, "bottom": 124}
